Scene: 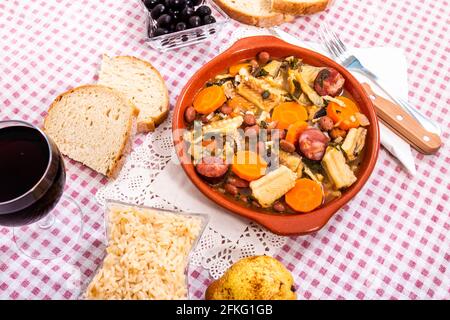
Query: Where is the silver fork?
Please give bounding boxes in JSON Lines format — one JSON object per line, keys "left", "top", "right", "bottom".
{"left": 318, "top": 23, "right": 441, "bottom": 136}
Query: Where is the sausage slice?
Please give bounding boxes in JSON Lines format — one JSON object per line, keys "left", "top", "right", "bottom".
{"left": 195, "top": 156, "right": 229, "bottom": 180}
{"left": 298, "top": 128, "right": 330, "bottom": 161}
{"left": 314, "top": 68, "right": 345, "bottom": 97}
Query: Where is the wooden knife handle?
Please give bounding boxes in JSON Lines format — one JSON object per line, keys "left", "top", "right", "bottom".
{"left": 362, "top": 83, "right": 441, "bottom": 154}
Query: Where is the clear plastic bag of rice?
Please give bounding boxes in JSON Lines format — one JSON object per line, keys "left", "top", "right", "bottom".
{"left": 84, "top": 201, "right": 207, "bottom": 300}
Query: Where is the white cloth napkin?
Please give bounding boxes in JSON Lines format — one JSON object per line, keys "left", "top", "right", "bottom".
{"left": 271, "top": 29, "right": 417, "bottom": 175}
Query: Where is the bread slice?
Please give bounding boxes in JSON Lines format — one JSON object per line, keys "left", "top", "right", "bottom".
{"left": 98, "top": 55, "right": 169, "bottom": 133}
{"left": 44, "top": 85, "right": 139, "bottom": 177}
{"left": 271, "top": 0, "right": 330, "bottom": 15}
{"left": 214, "top": 0, "right": 293, "bottom": 27}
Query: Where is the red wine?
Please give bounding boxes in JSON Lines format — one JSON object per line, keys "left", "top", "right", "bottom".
{"left": 0, "top": 122, "right": 66, "bottom": 226}
{"left": 0, "top": 126, "right": 49, "bottom": 202}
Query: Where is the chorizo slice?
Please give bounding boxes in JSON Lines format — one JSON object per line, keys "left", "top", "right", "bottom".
{"left": 195, "top": 156, "right": 229, "bottom": 179}
{"left": 298, "top": 128, "right": 330, "bottom": 161}
{"left": 314, "top": 68, "right": 345, "bottom": 97}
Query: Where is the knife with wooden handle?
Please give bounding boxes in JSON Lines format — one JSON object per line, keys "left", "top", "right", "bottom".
{"left": 362, "top": 83, "right": 441, "bottom": 154}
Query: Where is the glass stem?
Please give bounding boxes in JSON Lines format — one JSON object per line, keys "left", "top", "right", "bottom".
{"left": 38, "top": 214, "right": 55, "bottom": 229}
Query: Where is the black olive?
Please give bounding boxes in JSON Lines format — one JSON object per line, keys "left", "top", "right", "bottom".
{"left": 192, "top": 0, "right": 203, "bottom": 6}
{"left": 261, "top": 90, "right": 270, "bottom": 99}
{"left": 167, "top": 8, "right": 181, "bottom": 21}
{"left": 188, "top": 15, "right": 201, "bottom": 27}
{"left": 185, "top": 0, "right": 195, "bottom": 7}
{"left": 154, "top": 27, "right": 169, "bottom": 37}
{"left": 203, "top": 15, "right": 216, "bottom": 24}
{"left": 175, "top": 22, "right": 187, "bottom": 31}
{"left": 173, "top": 10, "right": 181, "bottom": 21}
{"left": 143, "top": 0, "right": 159, "bottom": 10}
{"left": 195, "top": 5, "right": 211, "bottom": 17}
{"left": 169, "top": 0, "right": 185, "bottom": 10}
{"left": 157, "top": 14, "right": 172, "bottom": 27}
{"left": 181, "top": 7, "right": 195, "bottom": 21}
{"left": 151, "top": 4, "right": 166, "bottom": 19}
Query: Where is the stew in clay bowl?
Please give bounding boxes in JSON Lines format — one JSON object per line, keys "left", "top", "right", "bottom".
{"left": 173, "top": 36, "right": 379, "bottom": 235}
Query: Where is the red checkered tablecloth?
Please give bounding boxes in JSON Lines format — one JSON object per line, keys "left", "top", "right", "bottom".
{"left": 0, "top": 0, "right": 449, "bottom": 300}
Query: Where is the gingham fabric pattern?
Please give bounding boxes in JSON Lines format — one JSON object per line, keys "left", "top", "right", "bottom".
{"left": 0, "top": 0, "right": 449, "bottom": 300}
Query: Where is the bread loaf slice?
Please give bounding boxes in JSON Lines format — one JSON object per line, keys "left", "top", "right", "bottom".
{"left": 98, "top": 55, "right": 169, "bottom": 133}
{"left": 271, "top": 0, "right": 330, "bottom": 15}
{"left": 44, "top": 85, "right": 139, "bottom": 177}
{"left": 214, "top": 0, "right": 293, "bottom": 27}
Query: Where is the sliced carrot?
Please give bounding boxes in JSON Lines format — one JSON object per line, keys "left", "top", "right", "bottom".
{"left": 326, "top": 96, "right": 360, "bottom": 130}
{"left": 285, "top": 178, "right": 323, "bottom": 213}
{"left": 201, "top": 139, "right": 215, "bottom": 147}
{"left": 229, "top": 63, "right": 251, "bottom": 76}
{"left": 193, "top": 85, "right": 227, "bottom": 115}
{"left": 228, "top": 95, "right": 256, "bottom": 112}
{"left": 285, "top": 120, "right": 308, "bottom": 144}
{"left": 271, "top": 102, "right": 308, "bottom": 130}
{"left": 232, "top": 150, "right": 267, "bottom": 181}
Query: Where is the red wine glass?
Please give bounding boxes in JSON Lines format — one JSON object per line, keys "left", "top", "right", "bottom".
{"left": 0, "top": 120, "right": 83, "bottom": 260}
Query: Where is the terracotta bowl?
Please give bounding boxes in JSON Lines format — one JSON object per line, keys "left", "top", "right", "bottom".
{"left": 173, "top": 36, "right": 380, "bottom": 236}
